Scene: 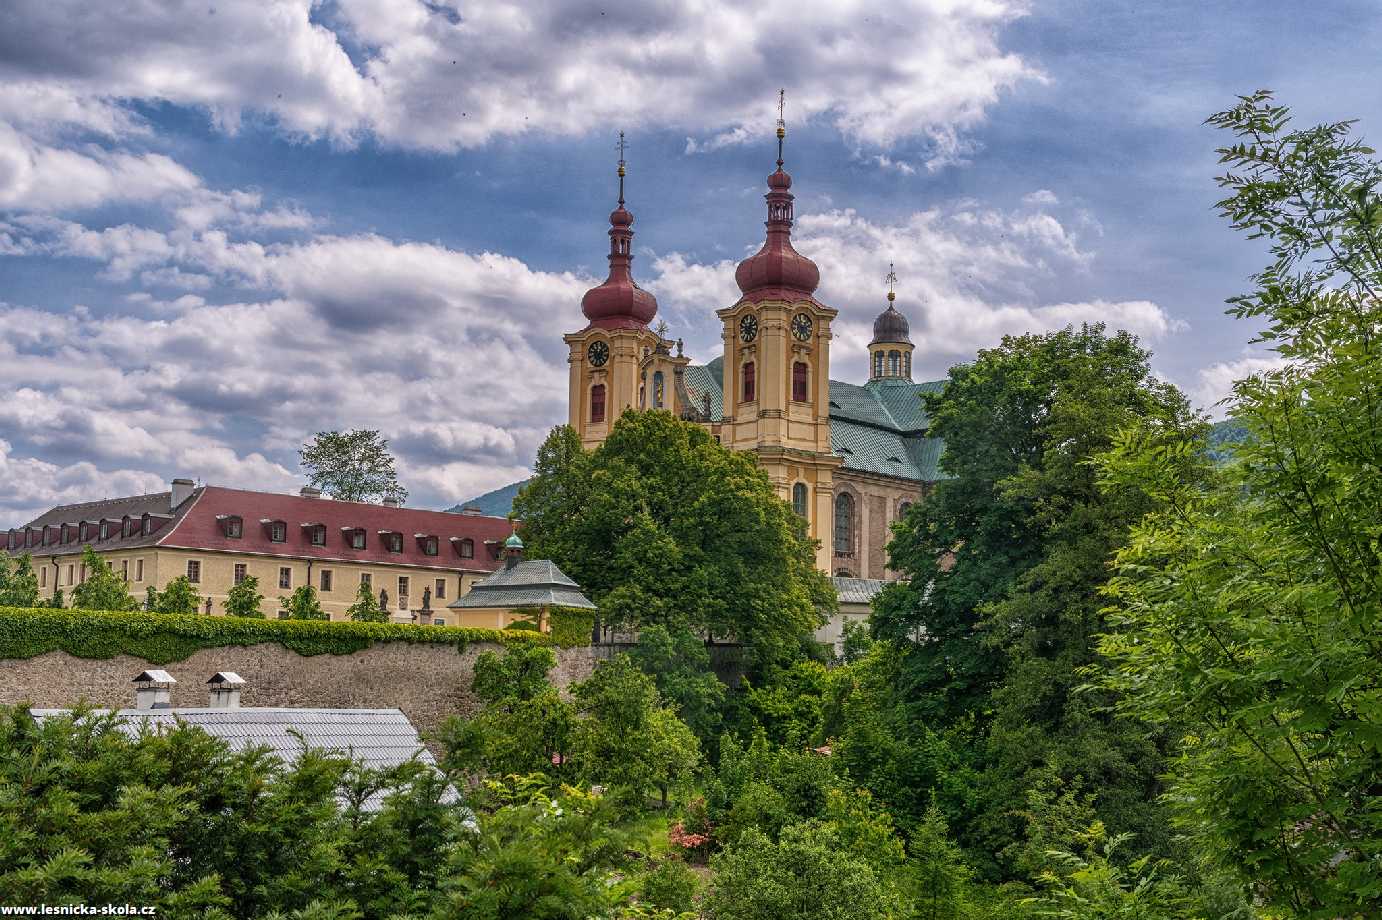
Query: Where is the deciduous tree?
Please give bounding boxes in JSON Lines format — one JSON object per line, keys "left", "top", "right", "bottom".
{"left": 70, "top": 547, "right": 138, "bottom": 611}
{"left": 0, "top": 552, "right": 40, "bottom": 607}
{"left": 300, "top": 429, "right": 407, "bottom": 504}
{"left": 224, "top": 575, "right": 265, "bottom": 617}
{"left": 514, "top": 412, "right": 833, "bottom": 670}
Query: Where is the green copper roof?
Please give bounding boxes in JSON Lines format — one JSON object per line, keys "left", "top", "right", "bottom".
{"left": 504, "top": 532, "right": 524, "bottom": 549}
{"left": 683, "top": 358, "right": 948, "bottom": 484}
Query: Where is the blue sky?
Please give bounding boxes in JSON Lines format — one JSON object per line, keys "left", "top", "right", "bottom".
{"left": 2, "top": 0, "right": 1379, "bottom": 524}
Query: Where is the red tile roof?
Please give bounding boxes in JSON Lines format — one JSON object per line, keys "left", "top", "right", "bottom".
{"left": 14, "top": 486, "right": 514, "bottom": 572}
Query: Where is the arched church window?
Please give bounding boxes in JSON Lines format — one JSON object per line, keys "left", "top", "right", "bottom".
{"left": 888, "top": 350, "right": 901, "bottom": 375}
{"left": 898, "top": 501, "right": 913, "bottom": 519}
{"left": 834, "top": 493, "right": 854, "bottom": 555}
{"left": 590, "top": 384, "right": 606, "bottom": 423}
{"left": 792, "top": 482, "right": 808, "bottom": 517}
{"left": 792, "top": 361, "right": 808, "bottom": 402}
{"left": 742, "top": 361, "right": 756, "bottom": 402}
{"left": 653, "top": 371, "right": 664, "bottom": 408}
{"left": 873, "top": 351, "right": 885, "bottom": 378}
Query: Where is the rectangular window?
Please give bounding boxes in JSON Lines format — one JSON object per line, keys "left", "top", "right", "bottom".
{"left": 311, "top": 526, "right": 326, "bottom": 546}
{"left": 40, "top": 567, "right": 46, "bottom": 587}
{"left": 792, "top": 361, "right": 809, "bottom": 402}
{"left": 320, "top": 569, "right": 333, "bottom": 592}
{"left": 349, "top": 529, "right": 366, "bottom": 549}
{"left": 360, "top": 572, "right": 372, "bottom": 588}
{"left": 269, "top": 521, "right": 286, "bottom": 542}
{"left": 590, "top": 383, "right": 606, "bottom": 423}
{"left": 279, "top": 567, "right": 292, "bottom": 589}
{"left": 121, "top": 559, "right": 129, "bottom": 582}
{"left": 435, "top": 578, "right": 446, "bottom": 600}
{"left": 226, "top": 517, "right": 243, "bottom": 538}
{"left": 186, "top": 560, "right": 201, "bottom": 584}
{"left": 233, "top": 563, "right": 247, "bottom": 585}
{"left": 398, "top": 576, "right": 409, "bottom": 609}
{"left": 423, "top": 536, "right": 438, "bottom": 556}
{"left": 386, "top": 533, "right": 402, "bottom": 553}
{"left": 67, "top": 564, "right": 74, "bottom": 585}
{"left": 136, "top": 559, "right": 144, "bottom": 582}
{"left": 742, "top": 361, "right": 756, "bottom": 402}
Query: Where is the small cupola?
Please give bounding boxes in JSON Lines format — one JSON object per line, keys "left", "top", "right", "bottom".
{"left": 868, "top": 264, "right": 915, "bottom": 382}
{"left": 503, "top": 531, "right": 525, "bottom": 569}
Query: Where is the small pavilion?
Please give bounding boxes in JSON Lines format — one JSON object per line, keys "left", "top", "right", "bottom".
{"left": 446, "top": 533, "right": 596, "bottom": 631}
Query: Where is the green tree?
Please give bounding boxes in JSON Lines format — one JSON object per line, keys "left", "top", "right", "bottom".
{"left": 629, "top": 625, "right": 726, "bottom": 745}
{"left": 440, "top": 645, "right": 577, "bottom": 782}
{"left": 70, "top": 546, "right": 138, "bottom": 611}
{"left": 571, "top": 655, "right": 701, "bottom": 809}
{"left": 346, "top": 579, "right": 387, "bottom": 622}
{"left": 1098, "top": 92, "right": 1382, "bottom": 917}
{"left": 0, "top": 552, "right": 40, "bottom": 607}
{"left": 47, "top": 587, "right": 65, "bottom": 609}
{"left": 514, "top": 412, "right": 834, "bottom": 670}
{"left": 223, "top": 574, "right": 265, "bottom": 617}
{"left": 281, "top": 584, "right": 328, "bottom": 620}
{"left": 148, "top": 576, "right": 200, "bottom": 614}
{"left": 868, "top": 324, "right": 1199, "bottom": 873}
{"left": 705, "top": 822, "right": 901, "bottom": 920}
{"left": 300, "top": 429, "right": 407, "bottom": 504}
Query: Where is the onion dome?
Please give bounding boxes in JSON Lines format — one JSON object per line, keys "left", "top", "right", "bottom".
{"left": 870, "top": 304, "right": 912, "bottom": 346}
{"left": 734, "top": 103, "right": 820, "bottom": 300}
{"left": 581, "top": 140, "right": 658, "bottom": 330}
{"left": 504, "top": 531, "right": 524, "bottom": 550}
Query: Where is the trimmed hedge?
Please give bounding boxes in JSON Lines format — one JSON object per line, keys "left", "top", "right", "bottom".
{"left": 0, "top": 606, "right": 571, "bottom": 665}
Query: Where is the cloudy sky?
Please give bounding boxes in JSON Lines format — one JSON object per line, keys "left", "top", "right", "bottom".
{"left": 2, "top": 0, "right": 1379, "bottom": 525}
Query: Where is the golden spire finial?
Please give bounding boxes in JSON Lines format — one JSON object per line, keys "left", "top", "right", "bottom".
{"left": 616, "top": 131, "right": 627, "bottom": 204}
{"left": 776, "top": 89, "right": 786, "bottom": 166}
{"left": 886, "top": 263, "right": 898, "bottom": 302}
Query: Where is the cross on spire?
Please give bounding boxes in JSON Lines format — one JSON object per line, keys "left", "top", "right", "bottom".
{"left": 616, "top": 130, "right": 627, "bottom": 205}
{"left": 776, "top": 89, "right": 786, "bottom": 166}
{"left": 886, "top": 263, "right": 898, "bottom": 302}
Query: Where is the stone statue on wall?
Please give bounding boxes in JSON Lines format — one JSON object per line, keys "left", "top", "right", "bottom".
{"left": 421, "top": 586, "right": 431, "bottom": 611}
{"left": 379, "top": 588, "right": 388, "bottom": 611}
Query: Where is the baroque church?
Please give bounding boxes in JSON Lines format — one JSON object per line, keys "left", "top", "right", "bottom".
{"left": 470, "top": 116, "right": 946, "bottom": 588}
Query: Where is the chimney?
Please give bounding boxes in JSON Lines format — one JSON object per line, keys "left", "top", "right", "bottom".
{"left": 300, "top": 486, "right": 322, "bottom": 499}
{"left": 170, "top": 478, "right": 195, "bottom": 510}
{"left": 381, "top": 497, "right": 400, "bottom": 508}
{"left": 207, "top": 672, "right": 245, "bottom": 708}
{"left": 133, "top": 670, "right": 176, "bottom": 709}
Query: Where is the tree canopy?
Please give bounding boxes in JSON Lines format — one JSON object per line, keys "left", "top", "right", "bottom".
{"left": 300, "top": 429, "right": 407, "bottom": 504}
{"left": 513, "top": 411, "right": 834, "bottom": 670}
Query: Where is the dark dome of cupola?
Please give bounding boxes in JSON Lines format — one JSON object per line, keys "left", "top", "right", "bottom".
{"left": 870, "top": 303, "right": 912, "bottom": 346}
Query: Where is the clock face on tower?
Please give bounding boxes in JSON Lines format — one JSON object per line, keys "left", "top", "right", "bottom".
{"left": 739, "top": 313, "right": 758, "bottom": 343}
{"left": 587, "top": 340, "right": 609, "bottom": 367}
{"left": 791, "top": 313, "right": 813, "bottom": 341}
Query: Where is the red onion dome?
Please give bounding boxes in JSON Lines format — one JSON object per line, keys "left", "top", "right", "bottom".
{"left": 735, "top": 166, "right": 820, "bottom": 298}
{"left": 581, "top": 200, "right": 657, "bottom": 330}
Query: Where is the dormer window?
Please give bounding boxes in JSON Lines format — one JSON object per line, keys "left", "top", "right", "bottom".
{"left": 121, "top": 516, "right": 131, "bottom": 538}
{"left": 344, "top": 527, "right": 366, "bottom": 550}
{"left": 457, "top": 537, "right": 474, "bottom": 559}
{"left": 306, "top": 523, "right": 327, "bottom": 546}
{"left": 419, "top": 534, "right": 439, "bottom": 556}
{"left": 220, "top": 515, "right": 243, "bottom": 539}
{"left": 141, "top": 514, "right": 152, "bottom": 535}
{"left": 98, "top": 521, "right": 110, "bottom": 541}
{"left": 264, "top": 519, "right": 287, "bottom": 542}
{"left": 380, "top": 531, "right": 403, "bottom": 553}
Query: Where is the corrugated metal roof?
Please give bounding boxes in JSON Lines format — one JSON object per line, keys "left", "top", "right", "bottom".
{"left": 29, "top": 706, "right": 454, "bottom": 810}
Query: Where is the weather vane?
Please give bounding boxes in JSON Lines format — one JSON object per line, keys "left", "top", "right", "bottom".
{"left": 886, "top": 263, "right": 898, "bottom": 302}
{"left": 776, "top": 89, "right": 786, "bottom": 166}
{"left": 616, "top": 130, "right": 627, "bottom": 205}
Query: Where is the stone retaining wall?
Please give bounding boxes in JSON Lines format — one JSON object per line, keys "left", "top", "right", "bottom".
{"left": 0, "top": 642, "right": 601, "bottom": 739}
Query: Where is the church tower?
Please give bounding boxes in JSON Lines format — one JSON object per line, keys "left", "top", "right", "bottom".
{"left": 565, "top": 135, "right": 685, "bottom": 449}
{"left": 868, "top": 264, "right": 915, "bottom": 381}
{"left": 717, "top": 94, "right": 841, "bottom": 572}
